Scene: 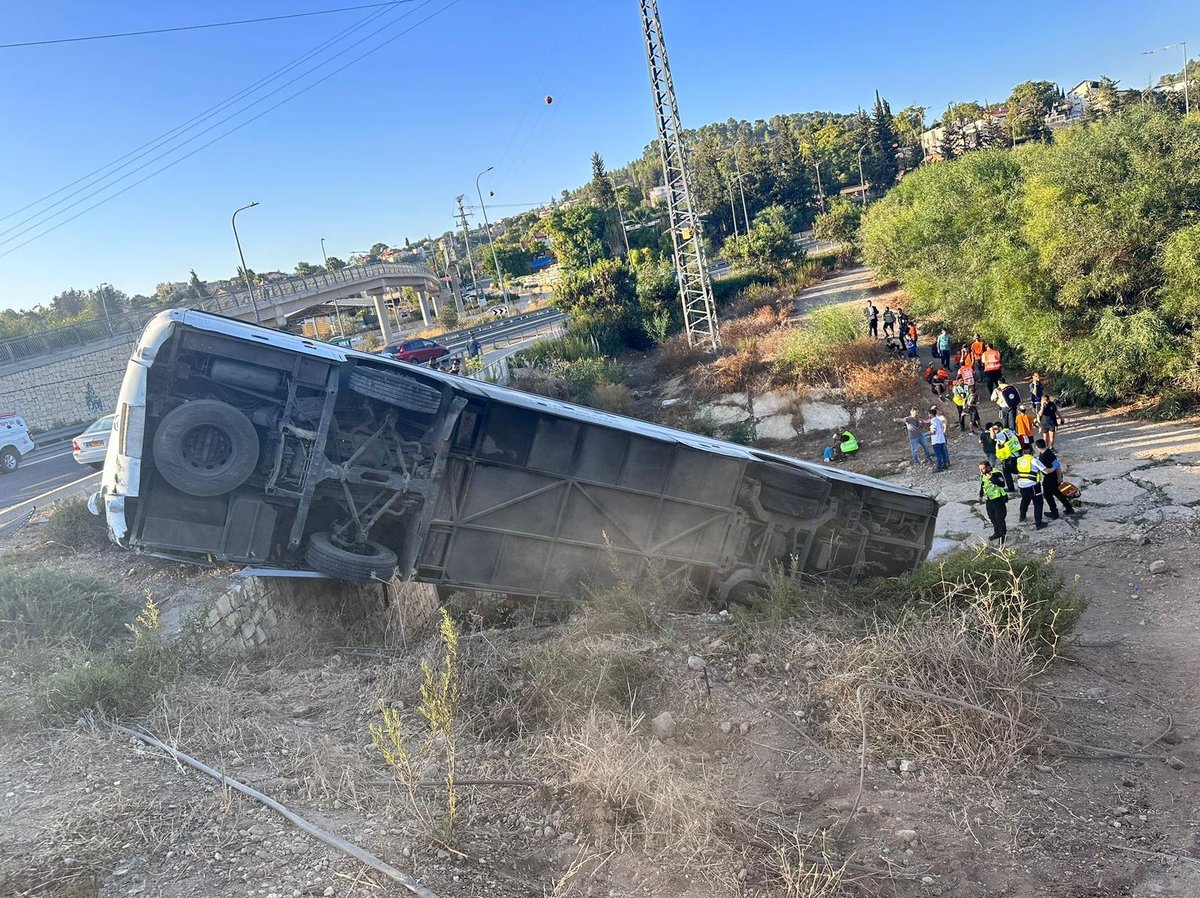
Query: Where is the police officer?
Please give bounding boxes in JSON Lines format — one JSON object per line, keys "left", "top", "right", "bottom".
{"left": 979, "top": 460, "right": 1008, "bottom": 544}
{"left": 1015, "top": 445, "right": 1050, "bottom": 530}
{"left": 993, "top": 423, "right": 1021, "bottom": 493}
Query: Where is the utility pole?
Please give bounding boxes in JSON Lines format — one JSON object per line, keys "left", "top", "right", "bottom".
{"left": 733, "top": 152, "right": 751, "bottom": 230}
{"left": 856, "top": 144, "right": 869, "bottom": 207}
{"left": 476, "top": 166, "right": 510, "bottom": 312}
{"left": 638, "top": 0, "right": 719, "bottom": 349}
{"left": 455, "top": 195, "right": 479, "bottom": 301}
{"left": 813, "top": 160, "right": 826, "bottom": 213}
{"left": 612, "top": 184, "right": 632, "bottom": 255}
{"left": 725, "top": 166, "right": 739, "bottom": 238}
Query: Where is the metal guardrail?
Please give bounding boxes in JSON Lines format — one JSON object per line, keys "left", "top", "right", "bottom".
{"left": 437, "top": 307, "right": 564, "bottom": 353}
{"left": 0, "top": 309, "right": 159, "bottom": 366}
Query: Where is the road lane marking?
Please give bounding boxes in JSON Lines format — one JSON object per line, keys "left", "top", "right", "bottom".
{"left": 0, "top": 472, "right": 100, "bottom": 518}
{"left": 22, "top": 446, "right": 77, "bottom": 468}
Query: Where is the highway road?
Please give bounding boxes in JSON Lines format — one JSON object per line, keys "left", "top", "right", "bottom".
{"left": 0, "top": 444, "right": 100, "bottom": 533}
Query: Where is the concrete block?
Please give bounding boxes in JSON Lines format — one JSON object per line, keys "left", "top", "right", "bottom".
{"left": 756, "top": 414, "right": 799, "bottom": 441}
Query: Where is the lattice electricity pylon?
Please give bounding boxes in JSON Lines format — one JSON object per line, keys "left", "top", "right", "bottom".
{"left": 638, "top": 0, "right": 720, "bottom": 350}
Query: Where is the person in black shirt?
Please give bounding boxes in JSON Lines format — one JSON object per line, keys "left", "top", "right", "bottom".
{"left": 1040, "top": 396, "right": 1064, "bottom": 448}
{"left": 1036, "top": 438, "right": 1074, "bottom": 518}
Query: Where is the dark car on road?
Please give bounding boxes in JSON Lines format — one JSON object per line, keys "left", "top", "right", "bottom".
{"left": 382, "top": 338, "right": 449, "bottom": 364}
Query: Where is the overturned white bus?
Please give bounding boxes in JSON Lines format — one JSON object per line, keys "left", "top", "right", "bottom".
{"left": 93, "top": 310, "right": 937, "bottom": 601}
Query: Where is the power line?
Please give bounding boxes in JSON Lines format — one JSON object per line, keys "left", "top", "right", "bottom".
{"left": 0, "top": 0, "right": 463, "bottom": 260}
{"left": 0, "top": 0, "right": 440, "bottom": 250}
{"left": 0, "top": 2, "right": 415, "bottom": 49}
{"left": 0, "top": 2, "right": 406, "bottom": 226}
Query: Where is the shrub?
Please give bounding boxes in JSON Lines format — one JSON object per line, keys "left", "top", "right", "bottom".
{"left": 809, "top": 306, "right": 860, "bottom": 343}
{"left": 864, "top": 547, "right": 1084, "bottom": 653}
{"left": 588, "top": 381, "right": 632, "bottom": 414}
{"left": 436, "top": 302, "right": 459, "bottom": 329}
{"left": 43, "top": 496, "right": 110, "bottom": 551}
{"left": 723, "top": 423, "right": 754, "bottom": 445}
{"left": 0, "top": 566, "right": 128, "bottom": 649}
{"left": 514, "top": 332, "right": 599, "bottom": 367}
{"left": 771, "top": 328, "right": 834, "bottom": 381}
{"left": 723, "top": 281, "right": 782, "bottom": 318}
{"left": 35, "top": 598, "right": 203, "bottom": 718}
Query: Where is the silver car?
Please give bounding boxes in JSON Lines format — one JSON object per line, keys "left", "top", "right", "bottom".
{"left": 72, "top": 414, "right": 116, "bottom": 469}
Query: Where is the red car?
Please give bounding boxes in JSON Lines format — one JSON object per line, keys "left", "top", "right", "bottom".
{"left": 383, "top": 338, "right": 449, "bottom": 364}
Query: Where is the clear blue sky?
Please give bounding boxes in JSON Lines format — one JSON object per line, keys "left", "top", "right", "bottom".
{"left": 0, "top": 0, "right": 1194, "bottom": 310}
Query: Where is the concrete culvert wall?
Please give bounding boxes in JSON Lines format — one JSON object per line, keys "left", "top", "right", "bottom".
{"left": 206, "top": 575, "right": 440, "bottom": 651}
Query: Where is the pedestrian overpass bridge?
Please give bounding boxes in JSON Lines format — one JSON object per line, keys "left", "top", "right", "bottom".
{"left": 200, "top": 262, "right": 449, "bottom": 342}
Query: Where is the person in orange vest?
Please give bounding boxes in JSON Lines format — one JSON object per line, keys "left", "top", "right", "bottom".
{"left": 970, "top": 333, "right": 986, "bottom": 382}
{"left": 1015, "top": 404, "right": 1034, "bottom": 446}
{"left": 981, "top": 343, "right": 1003, "bottom": 392}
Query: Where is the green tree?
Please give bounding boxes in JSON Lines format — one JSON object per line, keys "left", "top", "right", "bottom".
{"left": 861, "top": 105, "right": 1200, "bottom": 402}
{"left": 370, "top": 242, "right": 389, "bottom": 256}
{"left": 723, "top": 205, "right": 804, "bottom": 275}
{"left": 188, "top": 269, "right": 207, "bottom": 303}
{"left": 49, "top": 288, "right": 88, "bottom": 319}
{"left": 813, "top": 198, "right": 862, "bottom": 244}
{"left": 543, "top": 203, "right": 609, "bottom": 271}
{"left": 553, "top": 258, "right": 641, "bottom": 347}
{"left": 590, "top": 152, "right": 616, "bottom": 209}
{"left": 295, "top": 261, "right": 319, "bottom": 277}
{"left": 863, "top": 92, "right": 899, "bottom": 192}
{"left": 480, "top": 239, "right": 534, "bottom": 280}
{"left": 1085, "top": 77, "right": 1127, "bottom": 121}
{"left": 324, "top": 255, "right": 346, "bottom": 271}
{"left": 1006, "top": 80, "right": 1059, "bottom": 142}
{"left": 893, "top": 105, "right": 926, "bottom": 167}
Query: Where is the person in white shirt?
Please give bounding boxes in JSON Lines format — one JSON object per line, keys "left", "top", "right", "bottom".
{"left": 926, "top": 405, "right": 950, "bottom": 471}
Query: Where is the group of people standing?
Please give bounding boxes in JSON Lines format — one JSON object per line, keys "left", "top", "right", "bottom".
{"left": 876, "top": 319, "right": 1078, "bottom": 546}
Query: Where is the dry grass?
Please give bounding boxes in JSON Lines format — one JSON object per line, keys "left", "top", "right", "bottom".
{"left": 713, "top": 339, "right": 764, "bottom": 393}
{"left": 721, "top": 305, "right": 786, "bottom": 345}
{"left": 841, "top": 357, "right": 914, "bottom": 403}
{"left": 541, "top": 709, "right": 732, "bottom": 878}
{"left": 805, "top": 582, "right": 1050, "bottom": 776}
{"left": 654, "top": 333, "right": 708, "bottom": 377}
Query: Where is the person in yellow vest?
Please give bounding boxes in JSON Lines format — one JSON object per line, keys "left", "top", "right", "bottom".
{"left": 978, "top": 460, "right": 1009, "bottom": 544}
{"left": 1015, "top": 444, "right": 1051, "bottom": 530}
{"left": 829, "top": 429, "right": 860, "bottom": 462}
{"left": 993, "top": 424, "right": 1022, "bottom": 493}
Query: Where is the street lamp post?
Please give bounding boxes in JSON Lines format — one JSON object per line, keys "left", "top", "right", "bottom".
{"left": 856, "top": 144, "right": 869, "bottom": 207}
{"left": 96, "top": 281, "right": 110, "bottom": 319}
{"left": 231, "top": 202, "right": 263, "bottom": 325}
{"left": 1144, "top": 42, "right": 1191, "bottom": 115}
{"left": 320, "top": 237, "right": 345, "bottom": 338}
{"left": 475, "top": 166, "right": 509, "bottom": 312}
{"left": 813, "top": 160, "right": 826, "bottom": 213}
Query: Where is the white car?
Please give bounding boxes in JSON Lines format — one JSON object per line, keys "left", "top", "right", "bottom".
{"left": 72, "top": 414, "right": 116, "bottom": 469}
{"left": 0, "top": 413, "right": 35, "bottom": 473}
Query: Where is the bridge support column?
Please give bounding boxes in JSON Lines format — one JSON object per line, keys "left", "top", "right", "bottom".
{"left": 416, "top": 290, "right": 432, "bottom": 327}
{"left": 370, "top": 292, "right": 394, "bottom": 345}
